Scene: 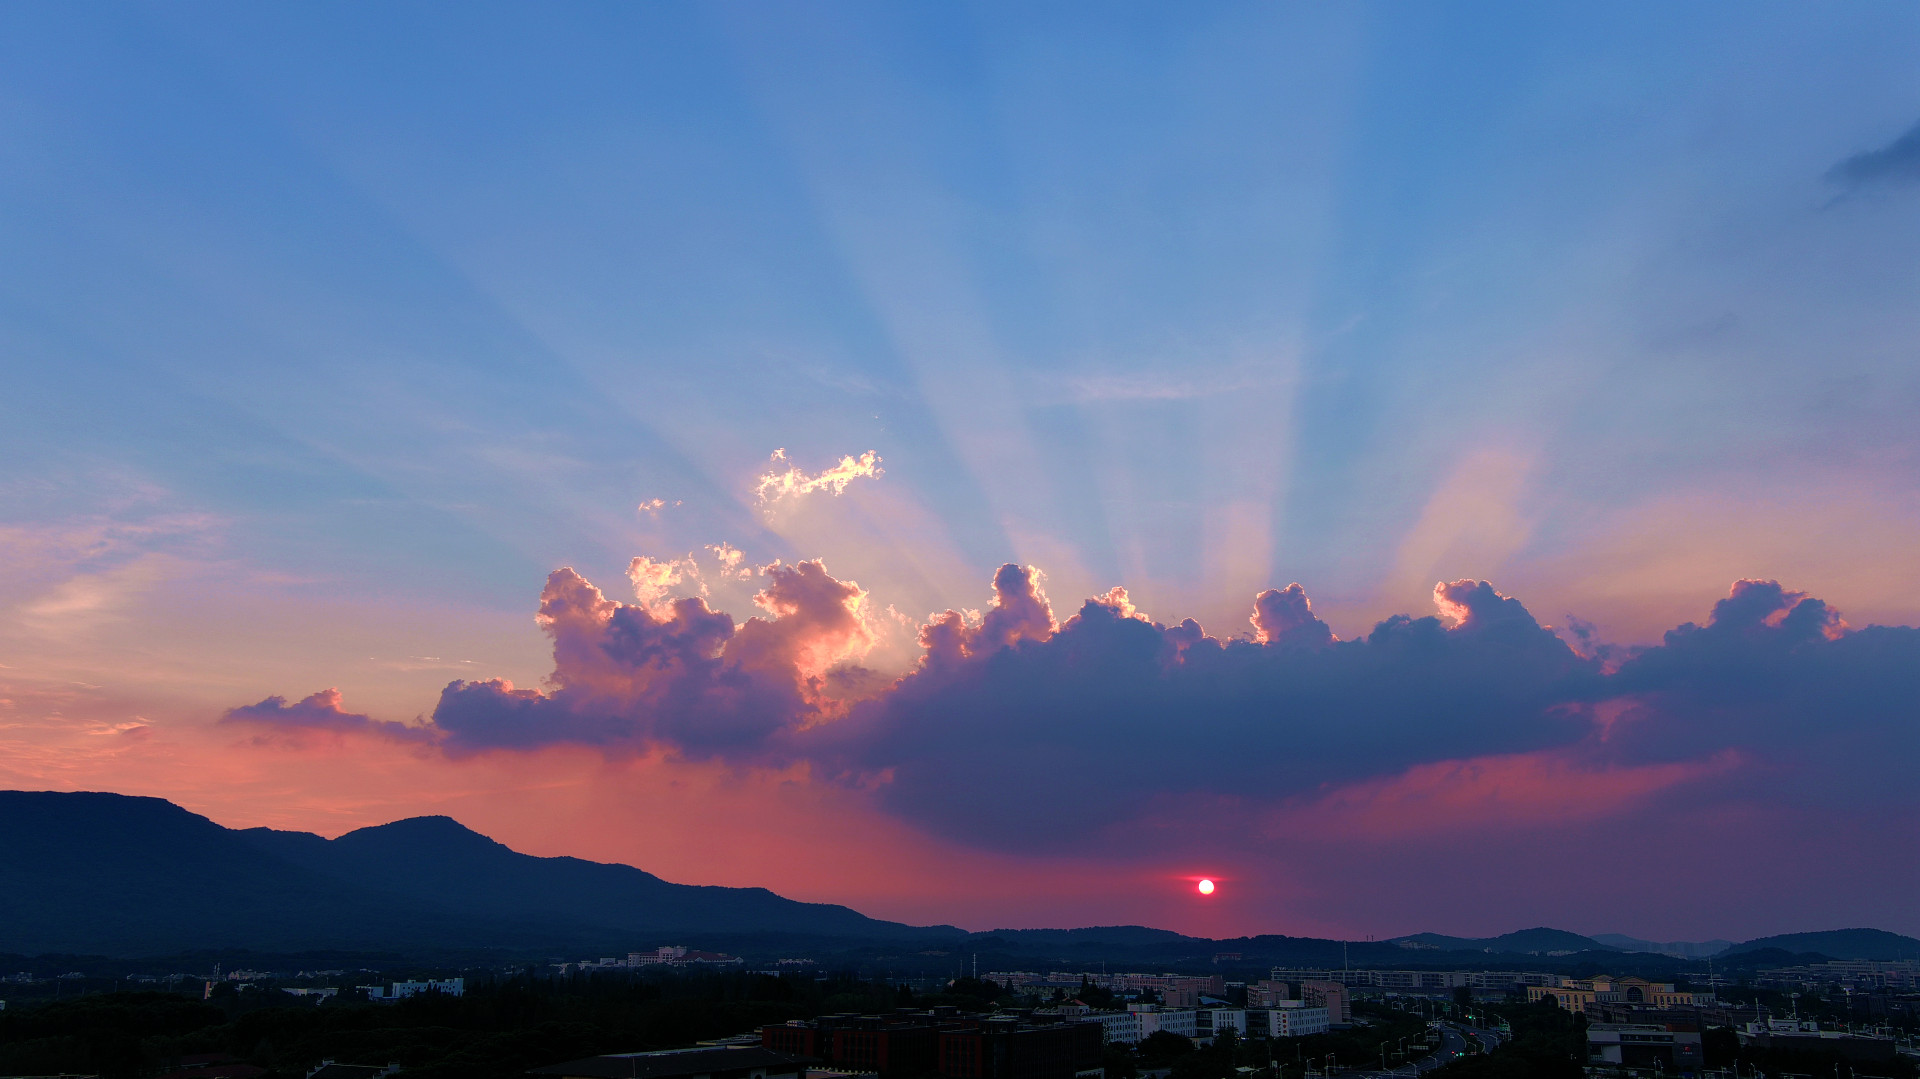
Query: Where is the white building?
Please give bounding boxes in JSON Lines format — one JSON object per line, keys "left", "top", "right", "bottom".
{"left": 1195, "top": 1007, "right": 1247, "bottom": 1042}
{"left": 1093, "top": 1010, "right": 1142, "bottom": 1044}
{"left": 1247, "top": 1003, "right": 1329, "bottom": 1039}
{"left": 361, "top": 977, "right": 464, "bottom": 1001}
{"left": 1136, "top": 1007, "right": 1198, "bottom": 1040}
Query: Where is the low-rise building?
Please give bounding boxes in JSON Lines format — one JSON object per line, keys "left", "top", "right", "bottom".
{"left": 360, "top": 978, "right": 463, "bottom": 1001}
{"left": 1585, "top": 1022, "right": 1703, "bottom": 1072}
{"left": 532, "top": 1047, "right": 806, "bottom": 1079}
{"left": 1194, "top": 1007, "right": 1246, "bottom": 1042}
{"left": 1739, "top": 1019, "right": 1898, "bottom": 1065}
{"left": 763, "top": 1010, "right": 1103, "bottom": 1079}
{"left": 1246, "top": 1004, "right": 1329, "bottom": 1039}
{"left": 1132, "top": 1006, "right": 1197, "bottom": 1041}
{"left": 1246, "top": 980, "right": 1291, "bottom": 1008}
{"left": 1298, "top": 982, "right": 1349, "bottom": 1026}
{"left": 306, "top": 1063, "right": 400, "bottom": 1079}
{"left": 1528, "top": 976, "right": 1711, "bottom": 1014}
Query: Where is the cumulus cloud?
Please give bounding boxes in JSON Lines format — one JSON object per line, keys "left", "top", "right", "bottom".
{"left": 705, "top": 542, "right": 752, "bottom": 579}
{"left": 852, "top": 575, "right": 1595, "bottom": 850}
{"left": 1250, "top": 583, "right": 1335, "bottom": 647}
{"left": 222, "top": 688, "right": 431, "bottom": 743}
{"left": 627, "top": 554, "right": 699, "bottom": 609}
{"left": 754, "top": 449, "right": 882, "bottom": 508}
{"left": 1828, "top": 117, "right": 1920, "bottom": 189}
{"left": 227, "top": 560, "right": 1920, "bottom": 860}
{"left": 430, "top": 559, "right": 881, "bottom": 758}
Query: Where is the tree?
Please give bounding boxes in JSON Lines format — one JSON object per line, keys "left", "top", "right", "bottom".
{"left": 1138, "top": 1031, "right": 1195, "bottom": 1062}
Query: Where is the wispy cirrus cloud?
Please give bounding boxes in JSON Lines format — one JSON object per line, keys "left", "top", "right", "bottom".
{"left": 753, "top": 449, "right": 882, "bottom": 509}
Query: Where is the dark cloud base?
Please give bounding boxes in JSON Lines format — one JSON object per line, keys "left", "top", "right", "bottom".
{"left": 228, "top": 563, "right": 1920, "bottom": 857}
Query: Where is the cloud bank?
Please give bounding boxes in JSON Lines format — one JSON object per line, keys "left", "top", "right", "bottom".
{"left": 1828, "top": 117, "right": 1920, "bottom": 189}
{"left": 236, "top": 556, "right": 1920, "bottom": 860}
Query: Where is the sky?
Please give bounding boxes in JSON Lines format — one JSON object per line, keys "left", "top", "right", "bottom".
{"left": 2, "top": 2, "right": 1918, "bottom": 944}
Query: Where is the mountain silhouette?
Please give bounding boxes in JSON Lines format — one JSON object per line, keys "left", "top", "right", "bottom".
{"left": 0, "top": 791, "right": 957, "bottom": 956}
{"left": 1721, "top": 928, "right": 1920, "bottom": 962}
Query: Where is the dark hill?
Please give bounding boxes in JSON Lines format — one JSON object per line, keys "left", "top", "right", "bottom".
{"left": 237, "top": 815, "right": 955, "bottom": 942}
{"left": 0, "top": 791, "right": 503, "bottom": 955}
{"left": 0, "top": 791, "right": 957, "bottom": 957}
{"left": 1724, "top": 929, "right": 1920, "bottom": 961}
{"left": 1390, "top": 927, "right": 1605, "bottom": 954}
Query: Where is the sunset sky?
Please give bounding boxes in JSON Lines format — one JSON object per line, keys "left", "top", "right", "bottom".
{"left": 3, "top": 4, "right": 1917, "bottom": 943}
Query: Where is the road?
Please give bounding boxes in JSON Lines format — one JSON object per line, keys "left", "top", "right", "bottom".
{"left": 1342, "top": 1022, "right": 1500, "bottom": 1078}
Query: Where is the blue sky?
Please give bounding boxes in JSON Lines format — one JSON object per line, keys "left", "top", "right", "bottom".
{"left": 2, "top": 4, "right": 1917, "bottom": 936}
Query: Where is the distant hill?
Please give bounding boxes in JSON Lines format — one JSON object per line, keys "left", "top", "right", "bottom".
{"left": 1593, "top": 934, "right": 1733, "bottom": 958}
{"left": 0, "top": 791, "right": 959, "bottom": 957}
{"left": 1390, "top": 928, "right": 1606, "bottom": 955}
{"left": 969, "top": 926, "right": 1195, "bottom": 948}
{"left": 237, "top": 815, "right": 953, "bottom": 943}
{"left": 1724, "top": 929, "right": 1920, "bottom": 962}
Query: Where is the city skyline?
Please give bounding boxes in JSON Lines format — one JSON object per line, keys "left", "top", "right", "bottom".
{"left": 2, "top": 4, "right": 1917, "bottom": 943}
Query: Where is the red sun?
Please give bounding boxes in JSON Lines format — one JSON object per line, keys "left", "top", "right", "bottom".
{"left": 1197, "top": 878, "right": 1216, "bottom": 895}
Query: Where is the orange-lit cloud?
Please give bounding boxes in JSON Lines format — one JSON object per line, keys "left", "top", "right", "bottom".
{"left": 754, "top": 448, "right": 883, "bottom": 509}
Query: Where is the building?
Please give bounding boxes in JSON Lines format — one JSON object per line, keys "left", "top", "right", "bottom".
{"left": 571, "top": 948, "right": 744, "bottom": 973}
{"left": 1246, "top": 980, "right": 1291, "bottom": 1008}
{"left": 1089, "top": 1011, "right": 1141, "bottom": 1045}
{"left": 306, "top": 1064, "right": 400, "bottom": 1079}
{"left": 1131, "top": 1006, "right": 1197, "bottom": 1041}
{"left": 359, "top": 978, "right": 464, "bottom": 1001}
{"left": 1529, "top": 977, "right": 1713, "bottom": 1015}
{"left": 155, "top": 1052, "right": 268, "bottom": 1079}
{"left": 1739, "top": 1019, "right": 1898, "bottom": 1065}
{"left": 1297, "top": 982, "right": 1349, "bottom": 1026}
{"left": 763, "top": 1014, "right": 938, "bottom": 1075}
{"left": 1756, "top": 960, "right": 1920, "bottom": 991}
{"left": 532, "top": 1047, "right": 807, "bottom": 1079}
{"left": 1246, "top": 1004, "right": 1329, "bottom": 1039}
{"left": 1265, "top": 968, "right": 1555, "bottom": 992}
{"left": 1585, "top": 1022, "right": 1703, "bottom": 1072}
{"left": 940, "top": 1016, "right": 1105, "bottom": 1079}
{"left": 764, "top": 1011, "right": 1103, "bottom": 1079}
{"left": 1194, "top": 1007, "right": 1246, "bottom": 1042}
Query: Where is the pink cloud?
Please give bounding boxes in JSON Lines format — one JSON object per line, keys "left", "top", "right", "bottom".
{"left": 173, "top": 554, "right": 1920, "bottom": 938}
{"left": 1250, "top": 582, "right": 1335, "bottom": 647}
{"left": 754, "top": 448, "right": 883, "bottom": 508}
{"left": 1283, "top": 748, "right": 1743, "bottom": 842}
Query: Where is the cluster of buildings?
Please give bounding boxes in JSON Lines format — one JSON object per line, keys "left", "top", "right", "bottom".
{"left": 984, "top": 970, "right": 1360, "bottom": 1047}
{"left": 760, "top": 1009, "right": 1105, "bottom": 1079}
{"left": 357, "top": 978, "right": 465, "bottom": 1001}
{"left": 1539, "top": 974, "right": 1911, "bottom": 1075}
{"left": 1263, "top": 967, "right": 1559, "bottom": 992}
{"left": 1526, "top": 975, "right": 1716, "bottom": 1013}
{"left": 561, "top": 947, "right": 744, "bottom": 973}
{"left": 1754, "top": 959, "right": 1920, "bottom": 991}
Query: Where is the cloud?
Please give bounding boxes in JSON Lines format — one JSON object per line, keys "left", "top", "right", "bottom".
{"left": 754, "top": 449, "right": 882, "bottom": 508}
{"left": 221, "top": 688, "right": 431, "bottom": 743}
{"left": 428, "top": 559, "right": 880, "bottom": 758}
{"left": 705, "top": 542, "right": 752, "bottom": 579}
{"left": 627, "top": 554, "right": 699, "bottom": 609}
{"left": 1827, "top": 118, "right": 1920, "bottom": 189}
{"left": 853, "top": 576, "right": 1595, "bottom": 851}
{"left": 1250, "top": 583, "right": 1335, "bottom": 647}
{"left": 1598, "top": 580, "right": 1917, "bottom": 796}
{"left": 227, "top": 559, "right": 1920, "bottom": 864}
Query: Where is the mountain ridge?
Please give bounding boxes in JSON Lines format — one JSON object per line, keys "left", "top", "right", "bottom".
{"left": 0, "top": 790, "right": 959, "bottom": 956}
{"left": 1, "top": 790, "right": 1911, "bottom": 962}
